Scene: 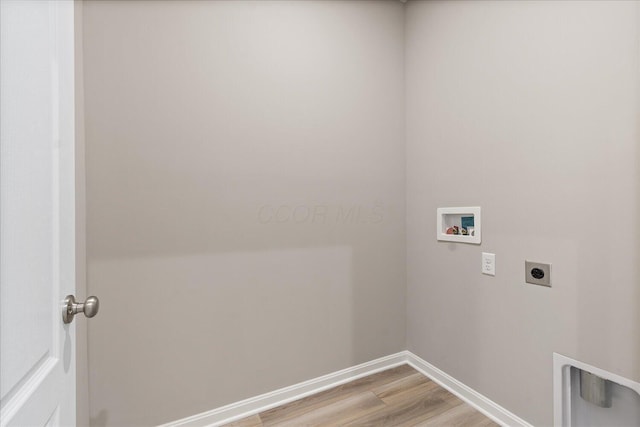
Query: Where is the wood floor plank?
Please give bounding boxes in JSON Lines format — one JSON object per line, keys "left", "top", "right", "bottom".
{"left": 222, "top": 414, "right": 263, "bottom": 427}
{"left": 264, "top": 391, "right": 385, "bottom": 427}
{"left": 258, "top": 364, "right": 415, "bottom": 426}
{"left": 416, "top": 401, "right": 499, "bottom": 427}
{"left": 344, "top": 391, "right": 448, "bottom": 426}
{"left": 371, "top": 372, "right": 433, "bottom": 400}
{"left": 346, "top": 383, "right": 465, "bottom": 427}
{"left": 375, "top": 376, "right": 440, "bottom": 405}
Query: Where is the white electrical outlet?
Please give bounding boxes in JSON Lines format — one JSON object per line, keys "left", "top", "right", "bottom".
{"left": 482, "top": 252, "right": 495, "bottom": 276}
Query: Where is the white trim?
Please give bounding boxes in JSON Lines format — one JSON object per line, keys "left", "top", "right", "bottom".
{"left": 405, "top": 352, "right": 533, "bottom": 427}
{"left": 160, "top": 351, "right": 533, "bottom": 427}
{"left": 160, "top": 352, "right": 409, "bottom": 427}
{"left": 553, "top": 353, "right": 640, "bottom": 427}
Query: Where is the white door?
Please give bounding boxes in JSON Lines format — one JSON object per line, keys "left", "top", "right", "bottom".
{"left": 1, "top": 0, "right": 77, "bottom": 426}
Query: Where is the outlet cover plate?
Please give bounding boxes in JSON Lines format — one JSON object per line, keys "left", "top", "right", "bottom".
{"left": 525, "top": 261, "right": 551, "bottom": 287}
{"left": 482, "top": 252, "right": 495, "bottom": 276}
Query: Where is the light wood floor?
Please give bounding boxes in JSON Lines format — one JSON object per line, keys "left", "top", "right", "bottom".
{"left": 222, "top": 364, "right": 499, "bottom": 426}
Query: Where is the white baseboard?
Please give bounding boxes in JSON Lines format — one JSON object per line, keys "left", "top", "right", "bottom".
{"left": 160, "top": 351, "right": 532, "bottom": 427}
{"left": 405, "top": 352, "right": 533, "bottom": 427}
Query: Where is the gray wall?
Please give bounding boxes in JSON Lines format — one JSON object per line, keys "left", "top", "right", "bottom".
{"left": 83, "top": 1, "right": 640, "bottom": 426}
{"left": 406, "top": 1, "right": 640, "bottom": 426}
{"left": 83, "top": 1, "right": 405, "bottom": 425}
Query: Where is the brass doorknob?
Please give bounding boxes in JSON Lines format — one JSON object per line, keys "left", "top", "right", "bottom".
{"left": 62, "top": 295, "right": 100, "bottom": 324}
